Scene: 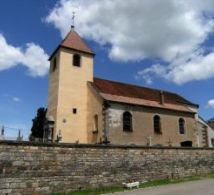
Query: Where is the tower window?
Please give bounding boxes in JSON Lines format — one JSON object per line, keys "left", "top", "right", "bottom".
{"left": 123, "top": 111, "right": 132, "bottom": 132}
{"left": 73, "top": 108, "right": 77, "bottom": 114}
{"left": 179, "top": 118, "right": 185, "bottom": 134}
{"left": 73, "top": 54, "right": 81, "bottom": 67}
{"left": 154, "top": 115, "right": 161, "bottom": 134}
{"left": 52, "top": 57, "right": 57, "bottom": 72}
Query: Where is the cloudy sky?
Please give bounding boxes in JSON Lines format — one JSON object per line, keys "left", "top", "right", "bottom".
{"left": 0, "top": 0, "right": 214, "bottom": 138}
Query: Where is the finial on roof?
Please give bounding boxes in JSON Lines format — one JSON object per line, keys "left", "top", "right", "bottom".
{"left": 71, "top": 11, "right": 75, "bottom": 30}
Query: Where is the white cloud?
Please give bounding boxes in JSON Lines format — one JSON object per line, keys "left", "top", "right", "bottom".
{"left": 45, "top": 0, "right": 214, "bottom": 84}
{"left": 12, "top": 97, "right": 21, "bottom": 102}
{"left": 137, "top": 50, "right": 214, "bottom": 85}
{"left": 208, "top": 99, "right": 214, "bottom": 109}
{"left": 45, "top": 0, "right": 214, "bottom": 62}
{"left": 0, "top": 34, "right": 49, "bottom": 77}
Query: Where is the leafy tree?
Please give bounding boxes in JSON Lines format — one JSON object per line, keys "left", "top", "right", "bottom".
{"left": 29, "top": 107, "right": 47, "bottom": 141}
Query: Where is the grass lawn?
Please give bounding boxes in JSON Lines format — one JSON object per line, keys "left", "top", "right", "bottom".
{"left": 53, "top": 173, "right": 214, "bottom": 195}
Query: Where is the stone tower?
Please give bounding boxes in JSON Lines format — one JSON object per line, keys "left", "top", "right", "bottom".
{"left": 47, "top": 30, "right": 95, "bottom": 143}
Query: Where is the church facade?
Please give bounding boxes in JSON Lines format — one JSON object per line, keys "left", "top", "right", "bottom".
{"left": 46, "top": 30, "right": 199, "bottom": 147}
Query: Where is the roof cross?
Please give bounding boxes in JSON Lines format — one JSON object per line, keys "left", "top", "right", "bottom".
{"left": 71, "top": 11, "right": 75, "bottom": 30}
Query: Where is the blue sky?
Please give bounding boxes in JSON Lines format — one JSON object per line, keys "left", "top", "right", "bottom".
{"left": 0, "top": 0, "right": 214, "bottom": 138}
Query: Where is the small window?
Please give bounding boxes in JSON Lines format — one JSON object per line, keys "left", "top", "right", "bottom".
{"left": 179, "top": 118, "right": 185, "bottom": 134}
{"left": 93, "top": 114, "right": 98, "bottom": 134}
{"left": 94, "top": 115, "right": 98, "bottom": 131}
{"left": 52, "top": 57, "right": 57, "bottom": 72}
{"left": 123, "top": 111, "right": 132, "bottom": 132}
{"left": 73, "top": 108, "right": 77, "bottom": 114}
{"left": 180, "top": 140, "right": 192, "bottom": 147}
{"left": 154, "top": 115, "right": 161, "bottom": 134}
{"left": 73, "top": 54, "right": 81, "bottom": 67}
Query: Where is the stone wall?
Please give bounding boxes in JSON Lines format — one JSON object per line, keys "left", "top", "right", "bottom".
{"left": 0, "top": 141, "right": 214, "bottom": 195}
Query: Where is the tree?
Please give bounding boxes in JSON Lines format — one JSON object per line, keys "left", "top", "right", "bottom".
{"left": 29, "top": 107, "right": 47, "bottom": 141}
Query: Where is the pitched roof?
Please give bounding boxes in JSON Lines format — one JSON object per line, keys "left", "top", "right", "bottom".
{"left": 91, "top": 78, "right": 198, "bottom": 112}
{"left": 49, "top": 30, "right": 94, "bottom": 60}
{"left": 61, "top": 31, "right": 94, "bottom": 54}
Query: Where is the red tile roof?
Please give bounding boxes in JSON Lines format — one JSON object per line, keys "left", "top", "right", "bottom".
{"left": 92, "top": 78, "right": 198, "bottom": 110}
{"left": 100, "top": 93, "right": 193, "bottom": 113}
{"left": 61, "top": 31, "right": 94, "bottom": 55}
{"left": 49, "top": 30, "right": 94, "bottom": 60}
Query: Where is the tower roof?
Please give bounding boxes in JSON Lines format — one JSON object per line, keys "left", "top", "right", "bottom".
{"left": 49, "top": 30, "right": 94, "bottom": 60}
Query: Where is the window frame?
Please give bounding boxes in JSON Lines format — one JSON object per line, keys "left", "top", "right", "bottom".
{"left": 179, "top": 118, "right": 185, "bottom": 135}
{"left": 92, "top": 114, "right": 99, "bottom": 134}
{"left": 73, "top": 54, "right": 81, "bottom": 67}
{"left": 73, "top": 108, "right": 77, "bottom": 114}
{"left": 153, "top": 115, "right": 161, "bottom": 134}
{"left": 123, "top": 111, "right": 133, "bottom": 132}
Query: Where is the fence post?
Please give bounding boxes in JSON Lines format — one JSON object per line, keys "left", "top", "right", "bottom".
{"left": 1, "top": 126, "right": 4, "bottom": 136}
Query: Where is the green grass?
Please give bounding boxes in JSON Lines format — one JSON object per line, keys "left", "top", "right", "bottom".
{"left": 53, "top": 186, "right": 125, "bottom": 195}
{"left": 53, "top": 173, "right": 214, "bottom": 195}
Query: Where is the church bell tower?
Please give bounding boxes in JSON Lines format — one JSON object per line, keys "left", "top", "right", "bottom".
{"left": 47, "top": 28, "right": 95, "bottom": 143}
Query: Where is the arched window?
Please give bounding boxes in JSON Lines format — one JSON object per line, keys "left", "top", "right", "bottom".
{"left": 154, "top": 115, "right": 161, "bottom": 134}
{"left": 94, "top": 114, "right": 98, "bottom": 131}
{"left": 179, "top": 118, "right": 185, "bottom": 134}
{"left": 73, "top": 54, "right": 81, "bottom": 67}
{"left": 123, "top": 111, "right": 132, "bottom": 132}
{"left": 92, "top": 114, "right": 98, "bottom": 134}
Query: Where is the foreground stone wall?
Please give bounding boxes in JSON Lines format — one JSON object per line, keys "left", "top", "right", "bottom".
{"left": 0, "top": 141, "right": 214, "bottom": 195}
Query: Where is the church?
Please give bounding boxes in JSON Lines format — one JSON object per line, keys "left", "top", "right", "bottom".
{"left": 46, "top": 28, "right": 199, "bottom": 147}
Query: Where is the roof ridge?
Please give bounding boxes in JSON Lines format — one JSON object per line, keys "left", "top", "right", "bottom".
{"left": 71, "top": 31, "right": 94, "bottom": 54}
{"left": 60, "top": 30, "right": 73, "bottom": 45}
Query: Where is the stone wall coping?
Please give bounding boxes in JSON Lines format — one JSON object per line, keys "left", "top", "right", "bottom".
{"left": 0, "top": 140, "right": 214, "bottom": 150}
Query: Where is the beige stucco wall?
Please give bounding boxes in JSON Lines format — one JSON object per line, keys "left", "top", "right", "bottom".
{"left": 87, "top": 83, "right": 104, "bottom": 143}
{"left": 47, "top": 51, "right": 61, "bottom": 139}
{"left": 106, "top": 103, "right": 197, "bottom": 146}
{"left": 47, "top": 48, "right": 94, "bottom": 143}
